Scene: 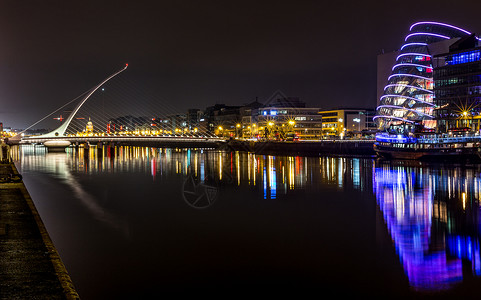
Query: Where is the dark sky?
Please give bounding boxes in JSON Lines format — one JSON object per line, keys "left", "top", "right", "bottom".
{"left": 2, "top": 0, "right": 481, "bottom": 129}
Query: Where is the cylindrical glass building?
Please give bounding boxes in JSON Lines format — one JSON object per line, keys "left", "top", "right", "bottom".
{"left": 375, "top": 22, "right": 474, "bottom": 131}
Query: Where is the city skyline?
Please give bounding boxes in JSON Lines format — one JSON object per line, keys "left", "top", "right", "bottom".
{"left": 2, "top": 1, "right": 481, "bottom": 129}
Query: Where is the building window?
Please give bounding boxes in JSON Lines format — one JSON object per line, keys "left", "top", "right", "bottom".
{"left": 321, "top": 112, "right": 338, "bottom": 117}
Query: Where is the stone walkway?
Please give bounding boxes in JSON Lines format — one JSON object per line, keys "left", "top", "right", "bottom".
{"left": 0, "top": 163, "right": 79, "bottom": 299}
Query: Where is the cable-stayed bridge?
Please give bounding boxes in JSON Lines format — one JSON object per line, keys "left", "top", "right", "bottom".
{"left": 17, "top": 65, "right": 226, "bottom": 149}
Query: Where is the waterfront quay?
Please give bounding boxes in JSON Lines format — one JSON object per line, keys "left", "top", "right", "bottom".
{"left": 21, "top": 136, "right": 377, "bottom": 157}
{"left": 0, "top": 162, "right": 78, "bottom": 299}
{"left": 223, "top": 139, "right": 376, "bottom": 157}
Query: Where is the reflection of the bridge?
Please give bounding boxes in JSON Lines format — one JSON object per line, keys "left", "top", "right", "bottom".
{"left": 374, "top": 161, "right": 481, "bottom": 292}
{"left": 13, "top": 145, "right": 131, "bottom": 237}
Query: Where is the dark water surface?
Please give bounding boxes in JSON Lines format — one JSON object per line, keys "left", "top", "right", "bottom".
{"left": 10, "top": 145, "right": 481, "bottom": 298}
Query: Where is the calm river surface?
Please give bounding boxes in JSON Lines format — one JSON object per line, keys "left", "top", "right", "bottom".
{"left": 10, "top": 144, "right": 481, "bottom": 298}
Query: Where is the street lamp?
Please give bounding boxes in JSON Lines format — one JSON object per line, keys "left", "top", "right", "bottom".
{"left": 462, "top": 111, "right": 470, "bottom": 129}
{"left": 353, "top": 118, "right": 361, "bottom": 132}
{"left": 266, "top": 122, "right": 274, "bottom": 140}
{"left": 236, "top": 123, "right": 241, "bottom": 138}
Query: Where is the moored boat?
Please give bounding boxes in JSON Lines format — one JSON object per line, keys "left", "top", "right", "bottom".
{"left": 374, "top": 131, "right": 481, "bottom": 160}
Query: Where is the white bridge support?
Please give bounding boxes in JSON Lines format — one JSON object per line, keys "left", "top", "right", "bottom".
{"left": 33, "top": 64, "right": 128, "bottom": 139}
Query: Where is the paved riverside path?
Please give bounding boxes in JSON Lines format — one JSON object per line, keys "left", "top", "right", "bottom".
{"left": 0, "top": 163, "right": 79, "bottom": 299}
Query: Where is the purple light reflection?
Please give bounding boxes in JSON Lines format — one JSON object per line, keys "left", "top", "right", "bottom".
{"left": 373, "top": 167, "right": 463, "bottom": 291}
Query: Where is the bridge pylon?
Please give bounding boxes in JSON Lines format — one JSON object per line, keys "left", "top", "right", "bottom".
{"left": 31, "top": 64, "right": 128, "bottom": 139}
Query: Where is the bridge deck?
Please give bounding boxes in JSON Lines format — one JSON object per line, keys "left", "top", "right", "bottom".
{"left": 22, "top": 135, "right": 226, "bottom": 147}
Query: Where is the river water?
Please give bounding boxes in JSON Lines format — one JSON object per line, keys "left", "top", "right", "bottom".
{"left": 10, "top": 145, "right": 481, "bottom": 298}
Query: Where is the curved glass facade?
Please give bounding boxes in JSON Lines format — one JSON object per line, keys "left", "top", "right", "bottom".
{"left": 375, "top": 22, "right": 475, "bottom": 130}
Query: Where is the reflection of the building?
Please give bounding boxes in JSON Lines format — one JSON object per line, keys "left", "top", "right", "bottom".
{"left": 374, "top": 161, "right": 481, "bottom": 292}
{"left": 16, "top": 145, "right": 372, "bottom": 201}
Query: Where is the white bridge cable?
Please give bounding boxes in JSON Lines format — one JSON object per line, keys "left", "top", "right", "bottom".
{"left": 19, "top": 89, "right": 91, "bottom": 134}
{"left": 46, "top": 68, "right": 217, "bottom": 138}
{"left": 112, "top": 75, "right": 217, "bottom": 137}
{"left": 64, "top": 71, "right": 141, "bottom": 133}
{"left": 66, "top": 77, "right": 205, "bottom": 136}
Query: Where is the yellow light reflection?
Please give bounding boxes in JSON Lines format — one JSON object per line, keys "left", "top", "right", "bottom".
{"left": 288, "top": 156, "right": 294, "bottom": 190}
{"left": 236, "top": 151, "right": 240, "bottom": 186}
{"left": 219, "top": 152, "right": 223, "bottom": 180}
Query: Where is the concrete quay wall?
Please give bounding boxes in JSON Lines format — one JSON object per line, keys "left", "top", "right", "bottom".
{"left": 221, "top": 140, "right": 376, "bottom": 157}
{"left": 0, "top": 162, "right": 79, "bottom": 299}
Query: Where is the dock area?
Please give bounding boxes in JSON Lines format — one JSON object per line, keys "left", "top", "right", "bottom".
{"left": 222, "top": 139, "right": 376, "bottom": 157}
{"left": 0, "top": 162, "right": 79, "bottom": 299}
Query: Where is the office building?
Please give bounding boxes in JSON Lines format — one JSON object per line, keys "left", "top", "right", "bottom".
{"left": 432, "top": 34, "right": 481, "bottom": 131}
{"left": 320, "top": 109, "right": 376, "bottom": 137}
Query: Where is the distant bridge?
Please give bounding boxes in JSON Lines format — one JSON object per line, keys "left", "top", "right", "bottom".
{"left": 22, "top": 135, "right": 226, "bottom": 148}
{"left": 16, "top": 64, "right": 226, "bottom": 148}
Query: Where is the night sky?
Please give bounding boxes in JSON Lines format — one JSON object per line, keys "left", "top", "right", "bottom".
{"left": 2, "top": 0, "right": 481, "bottom": 129}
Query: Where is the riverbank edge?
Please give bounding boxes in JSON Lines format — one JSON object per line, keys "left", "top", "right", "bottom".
{"left": 220, "top": 139, "right": 377, "bottom": 157}
{"left": 9, "top": 162, "right": 80, "bottom": 299}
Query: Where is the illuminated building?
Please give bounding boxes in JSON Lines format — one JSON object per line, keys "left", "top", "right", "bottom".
{"left": 201, "top": 101, "right": 263, "bottom": 138}
{"left": 255, "top": 97, "right": 321, "bottom": 140}
{"left": 319, "top": 109, "right": 376, "bottom": 137}
{"left": 375, "top": 22, "right": 478, "bottom": 131}
{"left": 103, "top": 115, "right": 153, "bottom": 134}
{"left": 257, "top": 106, "right": 323, "bottom": 139}
{"left": 201, "top": 104, "right": 242, "bottom": 137}
{"left": 86, "top": 118, "right": 93, "bottom": 133}
{"left": 106, "top": 122, "right": 115, "bottom": 134}
{"left": 432, "top": 34, "right": 481, "bottom": 131}
{"left": 198, "top": 98, "right": 374, "bottom": 139}
{"left": 186, "top": 109, "right": 200, "bottom": 131}
{"left": 240, "top": 99, "right": 263, "bottom": 138}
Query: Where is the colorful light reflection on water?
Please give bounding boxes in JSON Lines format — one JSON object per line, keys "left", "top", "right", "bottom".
{"left": 11, "top": 144, "right": 481, "bottom": 295}
{"left": 373, "top": 161, "right": 481, "bottom": 292}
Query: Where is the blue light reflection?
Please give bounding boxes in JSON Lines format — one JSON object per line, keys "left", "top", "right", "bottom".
{"left": 373, "top": 163, "right": 481, "bottom": 291}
